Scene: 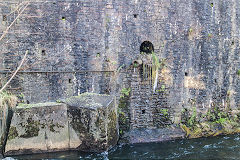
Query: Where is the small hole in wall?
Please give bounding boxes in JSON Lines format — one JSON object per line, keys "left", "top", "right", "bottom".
{"left": 133, "top": 14, "right": 138, "bottom": 18}
{"left": 96, "top": 53, "right": 100, "bottom": 57}
{"left": 210, "top": 3, "right": 213, "bottom": 7}
{"left": 62, "top": 17, "right": 66, "bottom": 20}
{"left": 185, "top": 72, "right": 188, "bottom": 76}
{"left": 142, "top": 110, "right": 146, "bottom": 114}
{"left": 53, "top": 2, "right": 56, "bottom": 4}
{"left": 214, "top": 79, "right": 217, "bottom": 83}
{"left": 140, "top": 41, "right": 154, "bottom": 54}
{"left": 232, "top": 41, "right": 234, "bottom": 45}
{"left": 2, "top": 15, "right": 7, "bottom": 21}
{"left": 26, "top": 100, "right": 30, "bottom": 104}
{"left": 69, "top": 79, "right": 72, "bottom": 83}
{"left": 42, "top": 49, "right": 46, "bottom": 56}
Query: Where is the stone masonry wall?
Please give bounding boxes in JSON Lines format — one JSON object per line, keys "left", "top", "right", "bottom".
{"left": 1, "top": 0, "right": 240, "bottom": 128}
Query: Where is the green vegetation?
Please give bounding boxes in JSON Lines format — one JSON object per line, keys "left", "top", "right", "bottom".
{"left": 237, "top": 69, "right": 240, "bottom": 76}
{"left": 96, "top": 53, "right": 100, "bottom": 57}
{"left": 180, "top": 104, "right": 240, "bottom": 139}
{"left": 116, "top": 64, "right": 125, "bottom": 73}
{"left": 8, "top": 126, "right": 18, "bottom": 141}
{"left": 49, "top": 122, "right": 64, "bottom": 133}
{"left": 161, "top": 109, "right": 169, "bottom": 117}
{"left": 18, "top": 93, "right": 24, "bottom": 103}
{"left": 120, "top": 88, "right": 131, "bottom": 98}
{"left": 20, "top": 118, "right": 40, "bottom": 138}
{"left": 118, "top": 88, "right": 131, "bottom": 136}
{"left": 17, "top": 102, "right": 59, "bottom": 109}
{"left": 133, "top": 61, "right": 139, "bottom": 68}
{"left": 187, "top": 107, "right": 197, "bottom": 127}
{"left": 157, "top": 84, "right": 166, "bottom": 92}
{"left": 0, "top": 91, "right": 17, "bottom": 109}
{"left": 208, "top": 33, "right": 213, "bottom": 39}
{"left": 189, "top": 28, "right": 193, "bottom": 34}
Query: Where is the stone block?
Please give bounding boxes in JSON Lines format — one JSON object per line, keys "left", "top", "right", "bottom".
{"left": 5, "top": 102, "right": 69, "bottom": 155}
{"left": 65, "top": 93, "right": 118, "bottom": 152}
{"left": 5, "top": 93, "right": 118, "bottom": 155}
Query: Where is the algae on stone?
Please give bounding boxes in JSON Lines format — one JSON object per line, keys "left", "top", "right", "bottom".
{"left": 7, "top": 127, "right": 18, "bottom": 141}
{"left": 180, "top": 104, "right": 240, "bottom": 139}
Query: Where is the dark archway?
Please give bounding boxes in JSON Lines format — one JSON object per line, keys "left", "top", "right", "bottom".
{"left": 140, "top": 41, "right": 154, "bottom": 54}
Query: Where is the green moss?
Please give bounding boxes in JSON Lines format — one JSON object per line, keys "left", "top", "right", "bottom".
{"left": 8, "top": 126, "right": 18, "bottom": 140}
{"left": 118, "top": 96, "right": 130, "bottom": 136}
{"left": 180, "top": 104, "right": 240, "bottom": 139}
{"left": 108, "top": 110, "right": 118, "bottom": 145}
{"left": 0, "top": 91, "right": 17, "bottom": 108}
{"left": 120, "top": 88, "right": 131, "bottom": 98}
{"left": 208, "top": 33, "right": 213, "bottom": 39}
{"left": 187, "top": 107, "right": 197, "bottom": 127}
{"left": 161, "top": 109, "right": 168, "bottom": 116}
{"left": 237, "top": 69, "right": 240, "bottom": 76}
{"left": 56, "top": 123, "right": 64, "bottom": 128}
{"left": 20, "top": 118, "right": 40, "bottom": 138}
{"left": 96, "top": 117, "right": 104, "bottom": 128}
{"left": 49, "top": 123, "right": 56, "bottom": 132}
{"left": 156, "top": 85, "right": 166, "bottom": 92}
{"left": 56, "top": 100, "right": 61, "bottom": 103}
{"left": 17, "top": 102, "right": 60, "bottom": 109}
{"left": 49, "top": 122, "right": 64, "bottom": 133}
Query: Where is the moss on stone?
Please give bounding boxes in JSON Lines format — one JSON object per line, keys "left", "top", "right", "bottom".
{"left": 17, "top": 102, "right": 61, "bottom": 109}
{"left": 96, "top": 117, "right": 104, "bottom": 128}
{"left": 20, "top": 118, "right": 40, "bottom": 138}
{"left": 118, "top": 96, "right": 130, "bottom": 136}
{"left": 48, "top": 122, "right": 64, "bottom": 133}
{"left": 108, "top": 110, "right": 118, "bottom": 145}
{"left": 49, "top": 123, "right": 56, "bottom": 132}
{"left": 8, "top": 126, "right": 18, "bottom": 141}
{"left": 63, "top": 93, "right": 112, "bottom": 110}
{"left": 180, "top": 105, "right": 240, "bottom": 139}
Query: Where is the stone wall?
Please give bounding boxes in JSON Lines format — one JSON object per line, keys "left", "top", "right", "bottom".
{"left": 1, "top": 0, "right": 240, "bottom": 129}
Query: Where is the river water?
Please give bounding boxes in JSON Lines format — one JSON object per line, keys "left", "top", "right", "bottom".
{"left": 7, "top": 134, "right": 240, "bottom": 160}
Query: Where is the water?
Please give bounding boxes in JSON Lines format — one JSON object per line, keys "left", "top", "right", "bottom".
{"left": 7, "top": 134, "right": 240, "bottom": 160}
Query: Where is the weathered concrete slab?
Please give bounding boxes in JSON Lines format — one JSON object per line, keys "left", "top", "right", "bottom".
{"left": 5, "top": 102, "right": 69, "bottom": 155}
{"left": 65, "top": 93, "right": 118, "bottom": 152}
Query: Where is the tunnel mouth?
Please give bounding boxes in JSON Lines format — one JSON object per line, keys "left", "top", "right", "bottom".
{"left": 140, "top": 41, "right": 154, "bottom": 54}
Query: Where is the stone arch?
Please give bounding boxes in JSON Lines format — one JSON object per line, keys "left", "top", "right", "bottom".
{"left": 140, "top": 41, "right": 154, "bottom": 54}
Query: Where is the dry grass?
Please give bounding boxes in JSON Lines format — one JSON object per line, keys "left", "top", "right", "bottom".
{"left": 0, "top": 92, "right": 17, "bottom": 109}
{"left": 0, "top": 92, "right": 17, "bottom": 133}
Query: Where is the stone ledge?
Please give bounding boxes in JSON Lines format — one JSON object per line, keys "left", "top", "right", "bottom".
{"left": 119, "top": 126, "right": 185, "bottom": 144}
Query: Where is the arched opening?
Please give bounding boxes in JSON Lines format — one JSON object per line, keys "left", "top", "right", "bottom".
{"left": 140, "top": 41, "right": 154, "bottom": 54}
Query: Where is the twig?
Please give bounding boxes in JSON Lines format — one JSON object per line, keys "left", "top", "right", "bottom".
{"left": 0, "top": 2, "right": 29, "bottom": 42}
{"left": 6, "top": 1, "right": 26, "bottom": 16}
{"left": 0, "top": 50, "right": 28, "bottom": 93}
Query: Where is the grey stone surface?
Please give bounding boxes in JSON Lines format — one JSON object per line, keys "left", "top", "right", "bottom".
{"left": 66, "top": 93, "right": 118, "bottom": 152}
{"left": 119, "top": 127, "right": 185, "bottom": 144}
{"left": 5, "top": 102, "right": 69, "bottom": 155}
